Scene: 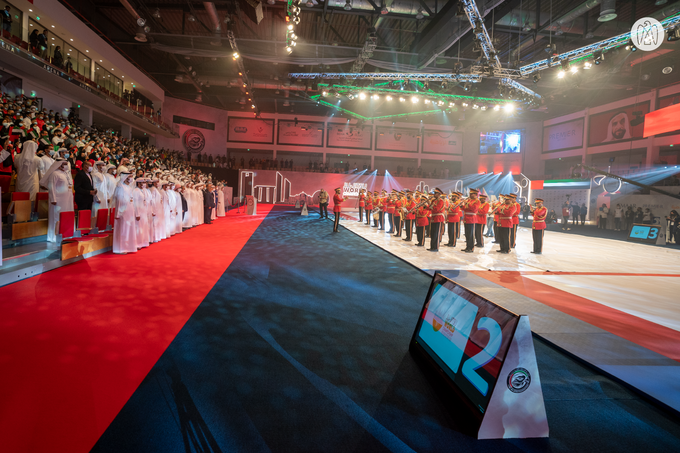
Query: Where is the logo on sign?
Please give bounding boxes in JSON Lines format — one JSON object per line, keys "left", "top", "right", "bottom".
{"left": 342, "top": 182, "right": 366, "bottom": 197}
{"left": 234, "top": 126, "right": 247, "bottom": 133}
{"left": 507, "top": 367, "right": 531, "bottom": 393}
{"left": 182, "top": 128, "right": 205, "bottom": 153}
{"left": 630, "top": 17, "right": 664, "bottom": 51}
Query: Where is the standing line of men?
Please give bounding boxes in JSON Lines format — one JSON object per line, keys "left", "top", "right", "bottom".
{"left": 345, "top": 188, "right": 545, "bottom": 254}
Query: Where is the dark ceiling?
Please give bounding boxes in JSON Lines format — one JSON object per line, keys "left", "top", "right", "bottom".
{"left": 63, "top": 0, "right": 680, "bottom": 125}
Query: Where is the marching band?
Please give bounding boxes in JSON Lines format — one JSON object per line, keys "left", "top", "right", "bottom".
{"left": 348, "top": 188, "right": 546, "bottom": 254}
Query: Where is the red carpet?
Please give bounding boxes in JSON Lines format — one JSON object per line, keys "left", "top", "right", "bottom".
{"left": 471, "top": 271, "right": 680, "bottom": 362}
{"left": 0, "top": 206, "right": 272, "bottom": 453}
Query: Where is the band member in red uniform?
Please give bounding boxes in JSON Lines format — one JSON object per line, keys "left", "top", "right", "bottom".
{"left": 509, "top": 193, "right": 520, "bottom": 248}
{"left": 393, "top": 191, "right": 404, "bottom": 237}
{"left": 531, "top": 198, "right": 547, "bottom": 254}
{"left": 332, "top": 187, "right": 347, "bottom": 233}
{"left": 358, "top": 188, "right": 366, "bottom": 223}
{"left": 496, "top": 194, "right": 516, "bottom": 253}
{"left": 461, "top": 189, "right": 480, "bottom": 252}
{"left": 491, "top": 195, "right": 503, "bottom": 243}
{"left": 371, "top": 191, "right": 380, "bottom": 227}
{"left": 403, "top": 192, "right": 416, "bottom": 241}
{"left": 377, "top": 189, "right": 386, "bottom": 230}
{"left": 446, "top": 192, "right": 462, "bottom": 247}
{"left": 415, "top": 199, "right": 429, "bottom": 247}
{"left": 365, "top": 191, "right": 373, "bottom": 225}
{"left": 429, "top": 188, "right": 446, "bottom": 252}
{"left": 475, "top": 194, "right": 490, "bottom": 247}
{"left": 386, "top": 190, "right": 396, "bottom": 234}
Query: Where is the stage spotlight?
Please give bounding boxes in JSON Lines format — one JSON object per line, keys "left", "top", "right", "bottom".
{"left": 322, "top": 90, "right": 328, "bottom": 96}
{"left": 358, "top": 92, "right": 366, "bottom": 100}
{"left": 493, "top": 104, "right": 500, "bottom": 111}
{"left": 626, "top": 40, "right": 637, "bottom": 52}
{"left": 449, "top": 102, "right": 455, "bottom": 107}
{"left": 347, "top": 93, "right": 355, "bottom": 100}
{"left": 557, "top": 70, "right": 565, "bottom": 78}
{"left": 463, "top": 83, "right": 471, "bottom": 91}
{"left": 504, "top": 103, "right": 514, "bottom": 112}
{"left": 461, "top": 102, "right": 468, "bottom": 107}
{"left": 424, "top": 99, "right": 431, "bottom": 104}
{"left": 570, "top": 66, "right": 578, "bottom": 74}
{"left": 332, "top": 90, "right": 340, "bottom": 98}
{"left": 668, "top": 27, "right": 680, "bottom": 42}
{"left": 286, "top": 46, "right": 292, "bottom": 53}
{"left": 472, "top": 104, "right": 479, "bottom": 109}
{"left": 663, "top": 65, "right": 674, "bottom": 74}
{"left": 371, "top": 94, "right": 380, "bottom": 100}
{"left": 480, "top": 105, "right": 487, "bottom": 111}
{"left": 386, "top": 95, "right": 393, "bottom": 101}
{"left": 584, "top": 61, "right": 592, "bottom": 69}
{"left": 437, "top": 100, "right": 445, "bottom": 106}
{"left": 411, "top": 95, "right": 419, "bottom": 103}
{"left": 533, "top": 73, "right": 541, "bottom": 83}
{"left": 287, "top": 24, "right": 294, "bottom": 31}
{"left": 593, "top": 51, "right": 604, "bottom": 64}
{"left": 399, "top": 96, "right": 405, "bottom": 102}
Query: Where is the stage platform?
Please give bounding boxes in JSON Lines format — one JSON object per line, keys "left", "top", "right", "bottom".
{"left": 341, "top": 216, "right": 680, "bottom": 414}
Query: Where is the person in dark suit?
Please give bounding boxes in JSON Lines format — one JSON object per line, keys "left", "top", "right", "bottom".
{"left": 73, "top": 160, "right": 96, "bottom": 211}
{"left": 203, "top": 183, "right": 215, "bottom": 224}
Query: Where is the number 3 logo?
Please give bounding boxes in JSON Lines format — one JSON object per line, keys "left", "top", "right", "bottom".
{"left": 648, "top": 227, "right": 659, "bottom": 239}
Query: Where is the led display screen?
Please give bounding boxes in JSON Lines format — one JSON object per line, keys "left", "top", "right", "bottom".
{"left": 480, "top": 129, "right": 522, "bottom": 154}
{"left": 411, "top": 274, "right": 519, "bottom": 415}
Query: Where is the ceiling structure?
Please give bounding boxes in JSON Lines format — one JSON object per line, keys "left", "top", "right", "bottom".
{"left": 64, "top": 0, "right": 680, "bottom": 125}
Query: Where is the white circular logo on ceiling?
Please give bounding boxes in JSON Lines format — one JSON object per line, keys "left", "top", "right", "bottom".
{"left": 630, "top": 17, "right": 664, "bottom": 51}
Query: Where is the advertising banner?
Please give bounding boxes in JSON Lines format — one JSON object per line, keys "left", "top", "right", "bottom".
{"left": 277, "top": 120, "right": 324, "bottom": 147}
{"left": 423, "top": 130, "right": 463, "bottom": 155}
{"left": 542, "top": 119, "right": 584, "bottom": 153}
{"left": 228, "top": 117, "right": 275, "bottom": 144}
{"left": 327, "top": 124, "right": 372, "bottom": 149}
{"left": 588, "top": 102, "right": 650, "bottom": 146}
{"left": 376, "top": 126, "right": 419, "bottom": 152}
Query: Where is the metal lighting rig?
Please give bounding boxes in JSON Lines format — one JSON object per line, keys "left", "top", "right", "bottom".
{"left": 228, "top": 29, "right": 258, "bottom": 114}
{"left": 287, "top": 73, "right": 483, "bottom": 83}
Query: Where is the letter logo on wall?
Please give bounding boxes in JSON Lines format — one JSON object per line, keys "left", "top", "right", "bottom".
{"left": 507, "top": 367, "right": 531, "bottom": 393}
{"left": 182, "top": 128, "right": 205, "bottom": 153}
{"left": 630, "top": 17, "right": 663, "bottom": 51}
{"left": 234, "top": 127, "right": 247, "bottom": 133}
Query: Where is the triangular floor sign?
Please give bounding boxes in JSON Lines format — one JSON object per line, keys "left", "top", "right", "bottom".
{"left": 295, "top": 199, "right": 300, "bottom": 208}
{"left": 477, "top": 315, "right": 549, "bottom": 439}
{"left": 301, "top": 203, "right": 308, "bottom": 216}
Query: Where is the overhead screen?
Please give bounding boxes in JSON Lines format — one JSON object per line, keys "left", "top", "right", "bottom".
{"left": 411, "top": 274, "right": 519, "bottom": 415}
{"left": 480, "top": 129, "right": 522, "bottom": 154}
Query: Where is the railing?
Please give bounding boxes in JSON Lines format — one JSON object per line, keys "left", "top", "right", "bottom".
{"left": 0, "top": 33, "right": 177, "bottom": 137}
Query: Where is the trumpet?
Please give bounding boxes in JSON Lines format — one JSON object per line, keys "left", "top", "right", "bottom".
{"left": 406, "top": 199, "right": 428, "bottom": 215}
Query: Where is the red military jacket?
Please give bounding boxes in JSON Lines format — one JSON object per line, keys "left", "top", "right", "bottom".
{"left": 394, "top": 199, "right": 403, "bottom": 217}
{"left": 430, "top": 198, "right": 446, "bottom": 223}
{"left": 386, "top": 198, "right": 395, "bottom": 214}
{"left": 416, "top": 205, "right": 429, "bottom": 227}
{"left": 333, "top": 193, "right": 344, "bottom": 213}
{"left": 532, "top": 206, "right": 548, "bottom": 230}
{"left": 376, "top": 196, "right": 385, "bottom": 212}
{"left": 512, "top": 202, "right": 521, "bottom": 225}
{"left": 462, "top": 198, "right": 480, "bottom": 224}
{"left": 476, "top": 201, "right": 490, "bottom": 224}
{"left": 359, "top": 193, "right": 365, "bottom": 207}
{"left": 366, "top": 195, "right": 373, "bottom": 210}
{"left": 447, "top": 200, "right": 461, "bottom": 223}
{"left": 498, "top": 203, "right": 516, "bottom": 228}
{"left": 493, "top": 202, "right": 502, "bottom": 222}
{"left": 405, "top": 200, "right": 416, "bottom": 220}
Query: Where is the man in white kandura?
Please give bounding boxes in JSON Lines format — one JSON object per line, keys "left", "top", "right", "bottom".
{"left": 132, "top": 178, "right": 150, "bottom": 249}
{"left": 112, "top": 172, "right": 138, "bottom": 254}
{"left": 40, "top": 159, "right": 74, "bottom": 243}
{"left": 216, "top": 183, "right": 226, "bottom": 217}
{"left": 14, "top": 140, "right": 43, "bottom": 201}
{"left": 91, "top": 161, "right": 109, "bottom": 216}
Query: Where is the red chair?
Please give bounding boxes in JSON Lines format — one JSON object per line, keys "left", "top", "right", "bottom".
{"left": 34, "top": 192, "right": 49, "bottom": 213}
{"left": 77, "top": 209, "right": 92, "bottom": 234}
{"left": 95, "top": 208, "right": 109, "bottom": 232}
{"left": 108, "top": 207, "right": 116, "bottom": 229}
{"left": 6, "top": 192, "right": 29, "bottom": 215}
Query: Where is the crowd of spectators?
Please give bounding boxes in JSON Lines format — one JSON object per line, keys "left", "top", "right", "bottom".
{"left": 1, "top": 92, "right": 225, "bottom": 211}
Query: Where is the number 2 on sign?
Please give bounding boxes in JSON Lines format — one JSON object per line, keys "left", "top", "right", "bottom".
{"left": 461, "top": 317, "right": 502, "bottom": 396}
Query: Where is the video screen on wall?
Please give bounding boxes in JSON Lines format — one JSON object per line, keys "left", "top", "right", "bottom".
{"left": 411, "top": 274, "right": 519, "bottom": 414}
{"left": 480, "top": 129, "right": 522, "bottom": 154}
